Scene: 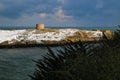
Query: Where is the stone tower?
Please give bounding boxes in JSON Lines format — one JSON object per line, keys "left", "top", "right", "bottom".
{"left": 36, "top": 24, "right": 45, "bottom": 30}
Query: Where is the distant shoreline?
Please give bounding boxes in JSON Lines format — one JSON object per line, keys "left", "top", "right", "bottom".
{"left": 0, "top": 28, "right": 113, "bottom": 49}
{"left": 0, "top": 26, "right": 117, "bottom": 31}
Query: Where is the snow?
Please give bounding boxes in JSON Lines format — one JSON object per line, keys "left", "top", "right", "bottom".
{"left": 0, "top": 29, "right": 103, "bottom": 44}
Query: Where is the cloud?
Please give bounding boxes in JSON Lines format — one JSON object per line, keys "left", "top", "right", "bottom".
{"left": 0, "top": 3, "right": 5, "bottom": 12}
{"left": 55, "top": 6, "right": 73, "bottom": 19}
{"left": 57, "top": 0, "right": 65, "bottom": 4}
{"left": 0, "top": 0, "right": 60, "bottom": 18}
{"left": 0, "top": 0, "right": 119, "bottom": 26}
{"left": 39, "top": 13, "right": 47, "bottom": 18}
{"left": 96, "top": 0, "right": 104, "bottom": 9}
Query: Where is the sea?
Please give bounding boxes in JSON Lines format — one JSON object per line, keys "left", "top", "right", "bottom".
{"left": 0, "top": 26, "right": 119, "bottom": 80}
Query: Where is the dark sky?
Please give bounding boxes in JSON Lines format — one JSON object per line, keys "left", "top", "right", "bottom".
{"left": 0, "top": 0, "right": 120, "bottom": 27}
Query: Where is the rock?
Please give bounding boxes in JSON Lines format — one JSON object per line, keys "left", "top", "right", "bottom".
{"left": 104, "top": 30, "right": 113, "bottom": 39}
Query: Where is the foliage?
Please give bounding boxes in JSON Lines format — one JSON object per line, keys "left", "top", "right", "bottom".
{"left": 30, "top": 27, "right": 120, "bottom": 80}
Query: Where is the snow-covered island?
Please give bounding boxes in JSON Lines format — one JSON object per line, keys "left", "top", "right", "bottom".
{"left": 0, "top": 28, "right": 112, "bottom": 48}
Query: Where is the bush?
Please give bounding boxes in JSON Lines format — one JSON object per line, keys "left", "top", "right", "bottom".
{"left": 30, "top": 27, "right": 120, "bottom": 80}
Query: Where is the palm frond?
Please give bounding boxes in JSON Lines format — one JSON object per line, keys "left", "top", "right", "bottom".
{"left": 30, "top": 26, "right": 120, "bottom": 80}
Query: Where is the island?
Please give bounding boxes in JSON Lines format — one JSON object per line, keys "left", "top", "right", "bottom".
{"left": 0, "top": 24, "right": 113, "bottom": 48}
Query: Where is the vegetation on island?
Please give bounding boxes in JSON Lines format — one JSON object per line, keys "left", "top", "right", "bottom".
{"left": 30, "top": 26, "right": 120, "bottom": 80}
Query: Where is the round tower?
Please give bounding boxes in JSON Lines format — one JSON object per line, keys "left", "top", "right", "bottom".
{"left": 36, "top": 24, "right": 45, "bottom": 30}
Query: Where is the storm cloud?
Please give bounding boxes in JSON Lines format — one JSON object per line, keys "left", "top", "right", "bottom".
{"left": 0, "top": 0, "right": 60, "bottom": 18}
{"left": 0, "top": 0, "right": 119, "bottom": 26}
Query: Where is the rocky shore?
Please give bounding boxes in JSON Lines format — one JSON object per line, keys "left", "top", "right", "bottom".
{"left": 0, "top": 28, "right": 113, "bottom": 48}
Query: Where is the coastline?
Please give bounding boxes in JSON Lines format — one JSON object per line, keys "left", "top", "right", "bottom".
{"left": 0, "top": 28, "right": 113, "bottom": 48}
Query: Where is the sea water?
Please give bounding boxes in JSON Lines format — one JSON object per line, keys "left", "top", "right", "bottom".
{"left": 0, "top": 26, "right": 118, "bottom": 80}
{"left": 0, "top": 47, "right": 49, "bottom": 80}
